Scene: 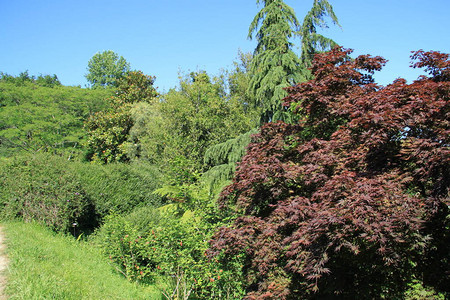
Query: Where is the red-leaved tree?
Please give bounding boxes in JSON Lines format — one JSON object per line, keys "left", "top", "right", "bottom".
{"left": 208, "top": 47, "right": 449, "bottom": 299}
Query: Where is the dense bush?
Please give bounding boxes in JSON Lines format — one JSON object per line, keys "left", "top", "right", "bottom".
{"left": 83, "top": 71, "right": 158, "bottom": 163}
{"left": 92, "top": 205, "right": 245, "bottom": 299}
{"left": 73, "top": 161, "right": 163, "bottom": 218}
{"left": 0, "top": 153, "right": 95, "bottom": 232}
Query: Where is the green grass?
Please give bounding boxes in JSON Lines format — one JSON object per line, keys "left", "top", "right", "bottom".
{"left": 2, "top": 221, "right": 162, "bottom": 299}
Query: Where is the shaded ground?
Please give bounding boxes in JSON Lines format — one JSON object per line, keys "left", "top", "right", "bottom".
{"left": 0, "top": 226, "right": 8, "bottom": 299}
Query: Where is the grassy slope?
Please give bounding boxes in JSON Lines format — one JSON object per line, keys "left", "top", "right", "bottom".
{"left": 2, "top": 221, "right": 161, "bottom": 299}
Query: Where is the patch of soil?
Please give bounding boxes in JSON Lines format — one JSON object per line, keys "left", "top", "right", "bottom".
{"left": 0, "top": 226, "right": 8, "bottom": 299}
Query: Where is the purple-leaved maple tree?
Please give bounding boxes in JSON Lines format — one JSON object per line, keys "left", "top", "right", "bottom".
{"left": 208, "top": 47, "right": 449, "bottom": 299}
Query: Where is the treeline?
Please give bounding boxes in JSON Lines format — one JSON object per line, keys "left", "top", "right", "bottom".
{"left": 0, "top": 73, "right": 112, "bottom": 158}
{"left": 1, "top": 0, "right": 449, "bottom": 299}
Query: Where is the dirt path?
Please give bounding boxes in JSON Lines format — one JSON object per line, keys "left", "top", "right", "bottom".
{"left": 0, "top": 226, "right": 8, "bottom": 299}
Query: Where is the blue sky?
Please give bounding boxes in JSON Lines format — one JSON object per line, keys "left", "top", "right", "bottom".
{"left": 1, "top": 0, "right": 449, "bottom": 91}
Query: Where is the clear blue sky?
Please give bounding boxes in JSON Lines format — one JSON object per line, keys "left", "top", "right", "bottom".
{"left": 1, "top": 0, "right": 449, "bottom": 91}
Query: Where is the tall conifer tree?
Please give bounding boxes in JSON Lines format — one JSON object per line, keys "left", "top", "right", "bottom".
{"left": 248, "top": 0, "right": 302, "bottom": 123}
{"left": 300, "top": 0, "right": 340, "bottom": 70}
{"left": 248, "top": 0, "right": 339, "bottom": 123}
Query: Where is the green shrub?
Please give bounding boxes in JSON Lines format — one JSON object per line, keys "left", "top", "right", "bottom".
{"left": 404, "top": 280, "right": 446, "bottom": 299}
{"left": 91, "top": 205, "right": 245, "bottom": 299}
{"left": 0, "top": 153, "right": 95, "bottom": 232}
{"left": 125, "top": 205, "right": 162, "bottom": 235}
{"left": 73, "top": 161, "right": 163, "bottom": 218}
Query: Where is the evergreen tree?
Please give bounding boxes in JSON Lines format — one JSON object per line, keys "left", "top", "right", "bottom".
{"left": 247, "top": 0, "right": 340, "bottom": 123}
{"left": 248, "top": 0, "right": 303, "bottom": 123}
{"left": 299, "top": 0, "right": 340, "bottom": 70}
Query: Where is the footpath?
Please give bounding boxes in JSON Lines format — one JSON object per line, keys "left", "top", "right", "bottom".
{"left": 0, "top": 226, "right": 8, "bottom": 299}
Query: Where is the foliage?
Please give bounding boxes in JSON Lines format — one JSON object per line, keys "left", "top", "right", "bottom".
{"left": 85, "top": 50, "right": 130, "bottom": 88}
{"left": 0, "top": 81, "right": 111, "bottom": 158}
{"left": 227, "top": 50, "right": 255, "bottom": 111}
{"left": 209, "top": 47, "right": 449, "bottom": 298}
{"left": 202, "top": 128, "right": 259, "bottom": 197}
{"left": 247, "top": 0, "right": 340, "bottom": 124}
{"left": 84, "top": 103, "right": 133, "bottom": 163}
{"left": 129, "top": 70, "right": 257, "bottom": 174}
{"left": 84, "top": 70, "right": 158, "bottom": 163}
{"left": 92, "top": 205, "right": 246, "bottom": 299}
{"left": 0, "top": 156, "right": 162, "bottom": 233}
{"left": 0, "top": 71, "right": 61, "bottom": 87}
{"left": 299, "top": 0, "right": 340, "bottom": 70}
{"left": 3, "top": 221, "right": 161, "bottom": 299}
{"left": 0, "top": 153, "right": 95, "bottom": 232}
{"left": 247, "top": 0, "right": 303, "bottom": 123}
{"left": 73, "top": 161, "right": 163, "bottom": 219}
{"left": 404, "top": 280, "right": 446, "bottom": 300}
{"left": 114, "top": 70, "right": 158, "bottom": 105}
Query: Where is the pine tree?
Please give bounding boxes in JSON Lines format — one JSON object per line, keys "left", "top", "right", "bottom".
{"left": 247, "top": 0, "right": 340, "bottom": 123}
{"left": 202, "top": 128, "right": 258, "bottom": 197}
{"left": 248, "top": 0, "right": 303, "bottom": 123}
{"left": 299, "top": 0, "right": 340, "bottom": 70}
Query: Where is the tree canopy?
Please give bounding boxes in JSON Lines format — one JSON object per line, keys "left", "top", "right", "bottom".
{"left": 0, "top": 77, "right": 111, "bottom": 158}
{"left": 299, "top": 0, "right": 340, "bottom": 69}
{"left": 85, "top": 50, "right": 130, "bottom": 88}
{"left": 84, "top": 71, "right": 158, "bottom": 163}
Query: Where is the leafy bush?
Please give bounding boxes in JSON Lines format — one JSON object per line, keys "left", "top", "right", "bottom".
{"left": 83, "top": 70, "right": 158, "bottom": 163}
{"left": 0, "top": 153, "right": 95, "bottom": 232}
{"left": 92, "top": 205, "right": 245, "bottom": 299}
{"left": 73, "top": 161, "right": 163, "bottom": 218}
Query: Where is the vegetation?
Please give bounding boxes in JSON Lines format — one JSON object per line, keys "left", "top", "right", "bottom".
{"left": 85, "top": 50, "right": 131, "bottom": 88}
{"left": 299, "top": 0, "right": 340, "bottom": 69}
{"left": 0, "top": 1, "right": 448, "bottom": 299}
{"left": 208, "top": 47, "right": 449, "bottom": 299}
{"left": 248, "top": 0, "right": 339, "bottom": 123}
{"left": 84, "top": 70, "right": 158, "bottom": 163}
{"left": 3, "top": 221, "right": 161, "bottom": 299}
{"left": 0, "top": 153, "right": 95, "bottom": 232}
{"left": 0, "top": 78, "right": 111, "bottom": 158}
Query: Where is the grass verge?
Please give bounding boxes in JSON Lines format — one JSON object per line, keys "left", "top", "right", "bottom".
{"left": 2, "top": 221, "right": 162, "bottom": 299}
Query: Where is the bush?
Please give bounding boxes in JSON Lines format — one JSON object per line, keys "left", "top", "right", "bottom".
{"left": 73, "top": 161, "right": 164, "bottom": 218}
{"left": 91, "top": 205, "right": 245, "bottom": 299}
{"left": 0, "top": 153, "right": 95, "bottom": 232}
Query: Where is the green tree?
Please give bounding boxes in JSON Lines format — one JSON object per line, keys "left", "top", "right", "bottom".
{"left": 299, "top": 0, "right": 340, "bottom": 69}
{"left": 130, "top": 71, "right": 256, "bottom": 173}
{"left": 84, "top": 71, "right": 157, "bottom": 163}
{"left": 0, "top": 71, "right": 61, "bottom": 87}
{"left": 248, "top": 0, "right": 303, "bottom": 123}
{"left": 247, "top": 0, "right": 340, "bottom": 123}
{"left": 85, "top": 50, "right": 130, "bottom": 88}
